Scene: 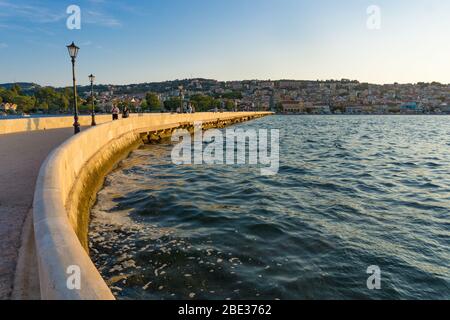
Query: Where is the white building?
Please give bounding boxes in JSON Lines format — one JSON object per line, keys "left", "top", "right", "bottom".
{"left": 0, "top": 103, "right": 18, "bottom": 112}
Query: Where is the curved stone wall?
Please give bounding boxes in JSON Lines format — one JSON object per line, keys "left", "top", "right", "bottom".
{"left": 32, "top": 112, "right": 271, "bottom": 300}
{"left": 0, "top": 115, "right": 115, "bottom": 135}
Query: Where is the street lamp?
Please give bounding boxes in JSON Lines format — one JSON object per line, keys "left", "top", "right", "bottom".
{"left": 89, "top": 74, "right": 96, "bottom": 126}
{"left": 179, "top": 85, "right": 184, "bottom": 113}
{"left": 67, "top": 42, "right": 80, "bottom": 134}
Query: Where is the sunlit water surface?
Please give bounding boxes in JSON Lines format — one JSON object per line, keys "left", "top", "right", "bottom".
{"left": 90, "top": 115, "right": 450, "bottom": 300}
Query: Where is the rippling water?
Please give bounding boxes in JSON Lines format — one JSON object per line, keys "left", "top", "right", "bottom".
{"left": 90, "top": 115, "right": 450, "bottom": 300}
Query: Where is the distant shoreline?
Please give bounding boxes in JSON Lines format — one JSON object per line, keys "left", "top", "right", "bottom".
{"left": 2, "top": 113, "right": 450, "bottom": 120}
{"left": 278, "top": 113, "right": 450, "bottom": 116}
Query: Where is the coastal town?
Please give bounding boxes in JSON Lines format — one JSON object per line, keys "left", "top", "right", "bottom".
{"left": 1, "top": 79, "right": 449, "bottom": 116}
{"left": 1, "top": 0, "right": 450, "bottom": 305}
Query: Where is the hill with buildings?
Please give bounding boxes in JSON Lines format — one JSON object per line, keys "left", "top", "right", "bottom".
{"left": 1, "top": 79, "right": 449, "bottom": 115}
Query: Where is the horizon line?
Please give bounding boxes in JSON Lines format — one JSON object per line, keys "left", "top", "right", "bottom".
{"left": 2, "top": 78, "right": 450, "bottom": 89}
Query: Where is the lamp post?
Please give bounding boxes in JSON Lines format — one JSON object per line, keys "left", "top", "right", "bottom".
{"left": 89, "top": 74, "right": 96, "bottom": 126}
{"left": 179, "top": 85, "right": 184, "bottom": 113}
{"left": 67, "top": 42, "right": 80, "bottom": 134}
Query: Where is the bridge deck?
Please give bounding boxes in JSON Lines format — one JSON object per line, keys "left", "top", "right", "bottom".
{"left": 0, "top": 127, "right": 76, "bottom": 299}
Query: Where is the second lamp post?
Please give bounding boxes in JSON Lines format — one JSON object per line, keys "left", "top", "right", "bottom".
{"left": 179, "top": 85, "right": 184, "bottom": 113}
{"left": 67, "top": 42, "right": 80, "bottom": 134}
{"left": 89, "top": 74, "right": 96, "bottom": 126}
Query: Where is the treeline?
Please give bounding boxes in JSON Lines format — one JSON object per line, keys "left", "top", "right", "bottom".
{"left": 162, "top": 94, "right": 235, "bottom": 112}
{"left": 137, "top": 93, "right": 237, "bottom": 113}
{"left": 0, "top": 84, "right": 85, "bottom": 114}
{"left": 0, "top": 84, "right": 240, "bottom": 114}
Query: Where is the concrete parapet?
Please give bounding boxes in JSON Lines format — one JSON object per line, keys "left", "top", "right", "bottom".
{"left": 0, "top": 115, "right": 115, "bottom": 135}
{"left": 32, "top": 112, "right": 271, "bottom": 300}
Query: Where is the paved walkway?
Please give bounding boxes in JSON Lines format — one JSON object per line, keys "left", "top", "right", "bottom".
{"left": 0, "top": 128, "right": 76, "bottom": 299}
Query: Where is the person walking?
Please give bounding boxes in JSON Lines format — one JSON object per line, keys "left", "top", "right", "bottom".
{"left": 111, "top": 105, "right": 120, "bottom": 121}
{"left": 122, "top": 106, "right": 130, "bottom": 119}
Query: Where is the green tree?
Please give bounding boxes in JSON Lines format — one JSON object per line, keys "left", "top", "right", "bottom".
{"left": 13, "top": 95, "right": 36, "bottom": 112}
{"left": 212, "top": 98, "right": 221, "bottom": 110}
{"left": 225, "top": 100, "right": 234, "bottom": 111}
{"left": 163, "top": 97, "right": 181, "bottom": 112}
{"left": 117, "top": 100, "right": 133, "bottom": 112}
{"left": 78, "top": 103, "right": 90, "bottom": 113}
{"left": 190, "top": 94, "right": 217, "bottom": 111}
{"left": 35, "top": 87, "right": 59, "bottom": 112}
{"left": 140, "top": 99, "right": 148, "bottom": 112}
{"left": 38, "top": 102, "right": 49, "bottom": 112}
{"left": 146, "top": 92, "right": 162, "bottom": 112}
{"left": 11, "top": 84, "right": 22, "bottom": 96}
{"left": 222, "top": 91, "right": 243, "bottom": 100}
{"left": 0, "top": 88, "right": 16, "bottom": 102}
{"left": 58, "top": 96, "right": 69, "bottom": 112}
{"left": 63, "top": 87, "right": 73, "bottom": 101}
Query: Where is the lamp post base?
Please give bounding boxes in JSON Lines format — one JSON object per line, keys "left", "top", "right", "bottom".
{"left": 91, "top": 114, "right": 97, "bottom": 126}
{"left": 74, "top": 116, "right": 81, "bottom": 134}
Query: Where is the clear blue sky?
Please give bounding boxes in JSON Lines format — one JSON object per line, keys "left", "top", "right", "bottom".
{"left": 0, "top": 0, "right": 449, "bottom": 86}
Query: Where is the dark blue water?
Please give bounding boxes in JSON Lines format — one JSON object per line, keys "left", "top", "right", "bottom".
{"left": 90, "top": 115, "right": 450, "bottom": 300}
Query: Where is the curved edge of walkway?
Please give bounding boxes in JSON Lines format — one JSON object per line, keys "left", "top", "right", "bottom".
{"left": 0, "top": 127, "right": 80, "bottom": 300}
{"left": 32, "top": 112, "right": 272, "bottom": 300}
{"left": 11, "top": 210, "right": 40, "bottom": 300}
